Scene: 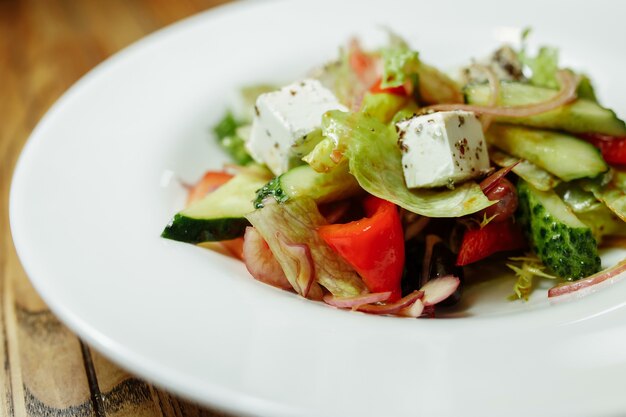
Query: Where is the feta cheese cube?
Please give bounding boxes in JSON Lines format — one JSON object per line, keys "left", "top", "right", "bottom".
{"left": 395, "top": 111, "right": 490, "bottom": 188}
{"left": 246, "top": 79, "right": 347, "bottom": 175}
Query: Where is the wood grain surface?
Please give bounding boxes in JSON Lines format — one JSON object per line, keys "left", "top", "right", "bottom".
{"left": 0, "top": 1, "right": 235, "bottom": 416}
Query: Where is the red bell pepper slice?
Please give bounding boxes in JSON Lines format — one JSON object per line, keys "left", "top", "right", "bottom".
{"left": 318, "top": 196, "right": 405, "bottom": 301}
{"left": 456, "top": 220, "right": 526, "bottom": 266}
{"left": 579, "top": 133, "right": 626, "bottom": 166}
{"left": 186, "top": 171, "right": 233, "bottom": 206}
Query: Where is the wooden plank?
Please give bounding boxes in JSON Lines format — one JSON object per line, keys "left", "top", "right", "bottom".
{"left": 0, "top": 0, "right": 237, "bottom": 416}
{"left": 88, "top": 347, "right": 232, "bottom": 417}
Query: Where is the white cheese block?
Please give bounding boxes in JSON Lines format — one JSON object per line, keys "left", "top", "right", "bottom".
{"left": 246, "top": 79, "right": 347, "bottom": 176}
{"left": 396, "top": 111, "right": 490, "bottom": 188}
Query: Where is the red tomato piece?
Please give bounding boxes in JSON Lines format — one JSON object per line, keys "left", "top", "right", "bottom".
{"left": 579, "top": 133, "right": 626, "bottom": 166}
{"left": 221, "top": 237, "right": 244, "bottom": 261}
{"left": 318, "top": 196, "right": 405, "bottom": 301}
{"left": 186, "top": 171, "right": 233, "bottom": 206}
{"left": 456, "top": 220, "right": 526, "bottom": 266}
{"left": 348, "top": 39, "right": 379, "bottom": 87}
{"left": 369, "top": 77, "right": 408, "bottom": 96}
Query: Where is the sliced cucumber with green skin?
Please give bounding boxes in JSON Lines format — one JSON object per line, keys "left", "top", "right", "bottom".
{"left": 162, "top": 173, "right": 269, "bottom": 243}
{"left": 576, "top": 75, "right": 598, "bottom": 103}
{"left": 517, "top": 180, "right": 600, "bottom": 280}
{"left": 486, "top": 125, "right": 608, "bottom": 181}
{"left": 464, "top": 82, "right": 626, "bottom": 136}
{"left": 254, "top": 162, "right": 361, "bottom": 208}
{"left": 490, "top": 148, "right": 560, "bottom": 191}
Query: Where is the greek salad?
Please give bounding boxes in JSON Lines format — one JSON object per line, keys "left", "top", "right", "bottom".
{"left": 162, "top": 31, "right": 626, "bottom": 317}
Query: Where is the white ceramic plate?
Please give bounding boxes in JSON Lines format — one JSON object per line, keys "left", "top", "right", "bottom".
{"left": 11, "top": 0, "right": 626, "bottom": 416}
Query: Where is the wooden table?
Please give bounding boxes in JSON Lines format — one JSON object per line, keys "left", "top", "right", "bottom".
{"left": 0, "top": 1, "right": 234, "bottom": 415}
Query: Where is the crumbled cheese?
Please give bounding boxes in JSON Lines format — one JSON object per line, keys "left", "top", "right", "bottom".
{"left": 246, "top": 79, "right": 347, "bottom": 175}
{"left": 395, "top": 111, "right": 490, "bottom": 188}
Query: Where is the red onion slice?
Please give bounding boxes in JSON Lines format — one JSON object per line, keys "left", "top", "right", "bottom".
{"left": 424, "top": 70, "right": 579, "bottom": 118}
{"left": 474, "top": 64, "right": 500, "bottom": 131}
{"left": 548, "top": 260, "right": 626, "bottom": 298}
{"left": 480, "top": 161, "right": 521, "bottom": 194}
{"left": 242, "top": 227, "right": 292, "bottom": 290}
{"left": 275, "top": 232, "right": 317, "bottom": 298}
{"left": 323, "top": 292, "right": 391, "bottom": 309}
{"left": 421, "top": 275, "right": 461, "bottom": 306}
{"left": 422, "top": 305, "right": 436, "bottom": 318}
{"left": 356, "top": 290, "right": 424, "bottom": 315}
{"left": 398, "top": 299, "right": 425, "bottom": 318}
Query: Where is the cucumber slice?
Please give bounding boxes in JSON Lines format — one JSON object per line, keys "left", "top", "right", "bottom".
{"left": 254, "top": 163, "right": 361, "bottom": 208}
{"left": 517, "top": 180, "right": 600, "bottom": 280}
{"left": 464, "top": 82, "right": 626, "bottom": 136}
{"left": 490, "top": 148, "right": 560, "bottom": 191}
{"left": 486, "top": 125, "right": 608, "bottom": 181}
{"left": 162, "top": 173, "right": 269, "bottom": 243}
{"left": 360, "top": 92, "right": 409, "bottom": 123}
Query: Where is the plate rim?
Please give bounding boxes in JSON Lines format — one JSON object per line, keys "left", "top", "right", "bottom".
{"left": 9, "top": 1, "right": 626, "bottom": 416}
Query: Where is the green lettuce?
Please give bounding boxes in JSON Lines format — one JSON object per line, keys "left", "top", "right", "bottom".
{"left": 380, "top": 30, "right": 462, "bottom": 104}
{"left": 245, "top": 197, "right": 366, "bottom": 297}
{"left": 380, "top": 47, "right": 420, "bottom": 89}
{"left": 212, "top": 111, "right": 253, "bottom": 165}
{"left": 323, "top": 111, "right": 493, "bottom": 217}
{"left": 507, "top": 255, "right": 556, "bottom": 301}
{"left": 519, "top": 46, "right": 560, "bottom": 89}
{"left": 554, "top": 182, "right": 626, "bottom": 241}
{"left": 579, "top": 170, "right": 626, "bottom": 222}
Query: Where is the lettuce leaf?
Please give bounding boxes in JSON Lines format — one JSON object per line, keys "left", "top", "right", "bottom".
{"left": 380, "top": 47, "right": 420, "bottom": 89}
{"left": 519, "top": 46, "right": 560, "bottom": 89}
{"left": 554, "top": 181, "right": 626, "bottom": 241}
{"left": 324, "top": 111, "right": 493, "bottom": 217}
{"left": 517, "top": 30, "right": 560, "bottom": 89}
{"left": 507, "top": 255, "right": 556, "bottom": 301}
{"left": 212, "top": 111, "right": 253, "bottom": 165}
{"left": 245, "top": 197, "right": 366, "bottom": 297}
{"left": 579, "top": 170, "right": 626, "bottom": 222}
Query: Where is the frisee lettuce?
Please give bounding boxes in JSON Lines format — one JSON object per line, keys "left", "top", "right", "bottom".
{"left": 507, "top": 255, "right": 556, "bottom": 301}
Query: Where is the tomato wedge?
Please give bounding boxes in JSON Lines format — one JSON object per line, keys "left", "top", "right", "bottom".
{"left": 348, "top": 39, "right": 379, "bottom": 86}
{"left": 318, "top": 196, "right": 404, "bottom": 301}
{"left": 456, "top": 220, "right": 526, "bottom": 266}
{"left": 186, "top": 171, "right": 233, "bottom": 206}
{"left": 369, "top": 77, "right": 408, "bottom": 96}
{"left": 579, "top": 133, "right": 626, "bottom": 166}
